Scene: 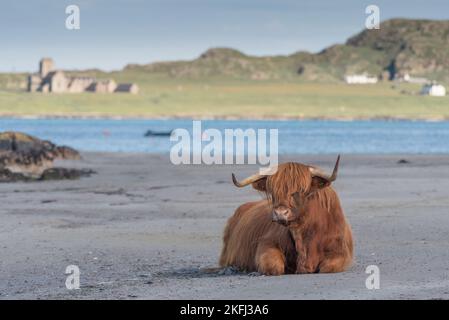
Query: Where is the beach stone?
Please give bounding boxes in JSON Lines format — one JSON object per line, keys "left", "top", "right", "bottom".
{"left": 39, "top": 168, "right": 96, "bottom": 181}
{"left": 0, "top": 168, "right": 31, "bottom": 182}
{"left": 0, "top": 167, "right": 95, "bottom": 183}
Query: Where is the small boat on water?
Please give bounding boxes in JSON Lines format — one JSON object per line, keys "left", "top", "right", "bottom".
{"left": 144, "top": 129, "right": 174, "bottom": 137}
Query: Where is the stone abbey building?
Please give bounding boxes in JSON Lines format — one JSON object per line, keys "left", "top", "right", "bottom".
{"left": 27, "top": 58, "right": 139, "bottom": 94}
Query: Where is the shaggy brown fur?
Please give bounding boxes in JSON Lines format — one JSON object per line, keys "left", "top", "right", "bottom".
{"left": 219, "top": 161, "right": 353, "bottom": 275}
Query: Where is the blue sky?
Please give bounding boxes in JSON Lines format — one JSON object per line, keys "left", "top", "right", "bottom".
{"left": 1, "top": 0, "right": 448, "bottom": 72}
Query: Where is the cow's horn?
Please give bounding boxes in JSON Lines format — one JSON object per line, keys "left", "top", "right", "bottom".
{"left": 309, "top": 155, "right": 340, "bottom": 182}
{"left": 231, "top": 173, "right": 265, "bottom": 188}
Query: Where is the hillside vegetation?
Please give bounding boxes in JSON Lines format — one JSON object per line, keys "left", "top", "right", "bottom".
{"left": 125, "top": 19, "right": 449, "bottom": 83}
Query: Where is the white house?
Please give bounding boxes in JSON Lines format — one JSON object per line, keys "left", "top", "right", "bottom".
{"left": 421, "top": 83, "right": 446, "bottom": 97}
{"left": 397, "top": 73, "right": 429, "bottom": 84}
{"left": 345, "top": 74, "right": 378, "bottom": 84}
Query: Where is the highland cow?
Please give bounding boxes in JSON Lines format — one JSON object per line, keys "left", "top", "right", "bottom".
{"left": 219, "top": 156, "right": 353, "bottom": 275}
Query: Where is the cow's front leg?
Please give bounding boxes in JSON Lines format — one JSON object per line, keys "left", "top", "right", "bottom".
{"left": 255, "top": 243, "right": 286, "bottom": 276}
{"left": 295, "top": 241, "right": 320, "bottom": 274}
{"left": 296, "top": 257, "right": 320, "bottom": 274}
{"left": 318, "top": 255, "right": 351, "bottom": 273}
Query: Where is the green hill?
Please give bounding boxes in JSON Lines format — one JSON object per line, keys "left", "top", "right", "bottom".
{"left": 124, "top": 18, "right": 449, "bottom": 83}
{"left": 346, "top": 19, "right": 449, "bottom": 81}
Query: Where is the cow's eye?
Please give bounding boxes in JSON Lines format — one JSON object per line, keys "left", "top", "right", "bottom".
{"left": 291, "top": 192, "right": 301, "bottom": 206}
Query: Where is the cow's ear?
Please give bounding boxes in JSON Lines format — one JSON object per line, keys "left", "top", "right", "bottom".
{"left": 251, "top": 177, "right": 267, "bottom": 192}
{"left": 309, "top": 176, "right": 331, "bottom": 194}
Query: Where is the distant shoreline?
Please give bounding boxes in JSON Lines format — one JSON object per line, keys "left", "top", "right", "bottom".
{"left": 1, "top": 113, "right": 448, "bottom": 122}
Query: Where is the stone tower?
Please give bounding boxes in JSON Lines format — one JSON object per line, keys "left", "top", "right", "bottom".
{"left": 39, "top": 58, "right": 54, "bottom": 78}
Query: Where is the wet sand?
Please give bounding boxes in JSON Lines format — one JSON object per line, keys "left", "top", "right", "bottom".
{"left": 1, "top": 153, "right": 449, "bottom": 299}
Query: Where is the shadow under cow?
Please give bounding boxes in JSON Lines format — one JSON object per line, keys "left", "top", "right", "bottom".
{"left": 155, "top": 266, "right": 263, "bottom": 279}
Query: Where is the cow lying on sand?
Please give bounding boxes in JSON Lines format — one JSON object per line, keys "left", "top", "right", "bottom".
{"left": 219, "top": 156, "right": 353, "bottom": 275}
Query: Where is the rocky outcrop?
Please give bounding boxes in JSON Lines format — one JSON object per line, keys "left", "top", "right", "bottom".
{"left": 0, "top": 132, "right": 93, "bottom": 182}
{"left": 54, "top": 145, "right": 80, "bottom": 160}
{"left": 0, "top": 131, "right": 80, "bottom": 159}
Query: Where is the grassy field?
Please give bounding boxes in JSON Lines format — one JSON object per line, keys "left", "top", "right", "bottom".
{"left": 1, "top": 71, "right": 448, "bottom": 120}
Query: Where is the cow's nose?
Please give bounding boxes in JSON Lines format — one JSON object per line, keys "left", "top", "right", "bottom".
{"left": 274, "top": 207, "right": 289, "bottom": 216}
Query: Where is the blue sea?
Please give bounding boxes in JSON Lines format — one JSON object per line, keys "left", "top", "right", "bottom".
{"left": 0, "top": 118, "right": 449, "bottom": 154}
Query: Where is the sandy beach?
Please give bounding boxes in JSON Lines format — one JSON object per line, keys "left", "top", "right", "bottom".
{"left": 1, "top": 152, "right": 449, "bottom": 299}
